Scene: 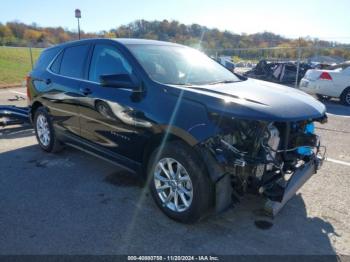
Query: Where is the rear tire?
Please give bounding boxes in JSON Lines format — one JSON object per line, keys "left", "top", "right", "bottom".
{"left": 33, "top": 107, "right": 63, "bottom": 153}
{"left": 147, "top": 141, "right": 214, "bottom": 223}
{"left": 340, "top": 87, "right": 350, "bottom": 106}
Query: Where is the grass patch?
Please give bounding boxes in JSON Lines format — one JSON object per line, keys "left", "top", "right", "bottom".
{"left": 0, "top": 47, "right": 42, "bottom": 85}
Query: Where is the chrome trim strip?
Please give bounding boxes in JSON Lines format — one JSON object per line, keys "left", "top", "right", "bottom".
{"left": 45, "top": 45, "right": 134, "bottom": 90}
{"left": 46, "top": 48, "right": 101, "bottom": 85}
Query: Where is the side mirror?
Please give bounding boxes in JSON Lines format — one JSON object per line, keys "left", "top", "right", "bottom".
{"left": 100, "top": 74, "right": 139, "bottom": 89}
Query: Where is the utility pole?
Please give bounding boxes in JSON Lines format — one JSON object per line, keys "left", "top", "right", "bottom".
{"left": 29, "top": 46, "right": 33, "bottom": 69}
{"left": 75, "top": 9, "right": 81, "bottom": 40}
{"left": 295, "top": 37, "right": 301, "bottom": 88}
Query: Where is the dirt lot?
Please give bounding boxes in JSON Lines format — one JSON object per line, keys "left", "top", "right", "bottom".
{"left": 0, "top": 87, "right": 350, "bottom": 255}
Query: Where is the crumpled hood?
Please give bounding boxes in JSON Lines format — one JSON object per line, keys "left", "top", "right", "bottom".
{"left": 183, "top": 78, "right": 326, "bottom": 121}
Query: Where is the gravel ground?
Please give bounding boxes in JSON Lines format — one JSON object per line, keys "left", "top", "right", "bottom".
{"left": 0, "top": 87, "right": 349, "bottom": 255}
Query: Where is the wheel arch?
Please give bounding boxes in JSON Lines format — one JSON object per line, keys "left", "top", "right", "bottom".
{"left": 30, "top": 101, "right": 44, "bottom": 121}
{"left": 340, "top": 86, "right": 350, "bottom": 97}
{"left": 141, "top": 127, "right": 198, "bottom": 176}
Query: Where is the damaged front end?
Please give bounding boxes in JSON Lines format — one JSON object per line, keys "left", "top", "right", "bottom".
{"left": 198, "top": 116, "right": 327, "bottom": 216}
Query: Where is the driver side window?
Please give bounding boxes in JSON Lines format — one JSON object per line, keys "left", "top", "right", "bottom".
{"left": 89, "top": 44, "right": 132, "bottom": 83}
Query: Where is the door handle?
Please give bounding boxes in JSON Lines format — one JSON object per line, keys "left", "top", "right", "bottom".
{"left": 80, "top": 87, "right": 92, "bottom": 95}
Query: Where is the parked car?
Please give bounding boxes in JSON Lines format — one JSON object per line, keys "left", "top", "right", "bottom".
{"left": 27, "top": 39, "right": 326, "bottom": 223}
{"left": 245, "top": 60, "right": 312, "bottom": 85}
{"left": 213, "top": 57, "right": 235, "bottom": 72}
{"left": 219, "top": 57, "right": 235, "bottom": 72}
{"left": 300, "top": 62, "right": 350, "bottom": 105}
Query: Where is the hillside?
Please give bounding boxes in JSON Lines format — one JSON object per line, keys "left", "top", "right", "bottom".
{"left": 1, "top": 20, "right": 350, "bottom": 52}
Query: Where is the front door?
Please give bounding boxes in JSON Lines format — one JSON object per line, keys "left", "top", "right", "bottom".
{"left": 78, "top": 44, "right": 145, "bottom": 162}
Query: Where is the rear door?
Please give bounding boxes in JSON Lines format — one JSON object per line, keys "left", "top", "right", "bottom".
{"left": 30, "top": 47, "right": 61, "bottom": 102}
{"left": 44, "top": 44, "right": 91, "bottom": 137}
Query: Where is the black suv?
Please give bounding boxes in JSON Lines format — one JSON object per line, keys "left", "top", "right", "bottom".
{"left": 28, "top": 38, "right": 326, "bottom": 223}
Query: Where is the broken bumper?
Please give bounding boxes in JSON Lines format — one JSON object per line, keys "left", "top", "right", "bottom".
{"left": 200, "top": 143, "right": 325, "bottom": 215}
{"left": 264, "top": 154, "right": 324, "bottom": 217}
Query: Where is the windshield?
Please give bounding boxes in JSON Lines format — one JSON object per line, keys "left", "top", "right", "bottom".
{"left": 127, "top": 44, "right": 240, "bottom": 85}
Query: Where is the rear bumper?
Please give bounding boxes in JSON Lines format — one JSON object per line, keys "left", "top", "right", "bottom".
{"left": 299, "top": 78, "right": 340, "bottom": 97}
{"left": 299, "top": 79, "right": 318, "bottom": 94}
{"left": 264, "top": 154, "right": 324, "bottom": 217}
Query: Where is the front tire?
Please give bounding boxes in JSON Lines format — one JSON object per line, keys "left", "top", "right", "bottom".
{"left": 34, "top": 107, "right": 63, "bottom": 153}
{"left": 148, "top": 141, "right": 214, "bottom": 223}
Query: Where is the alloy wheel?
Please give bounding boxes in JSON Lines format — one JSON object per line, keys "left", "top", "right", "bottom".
{"left": 36, "top": 114, "right": 51, "bottom": 147}
{"left": 153, "top": 157, "right": 193, "bottom": 212}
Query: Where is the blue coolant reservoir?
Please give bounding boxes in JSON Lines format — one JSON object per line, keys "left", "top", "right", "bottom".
{"left": 297, "top": 122, "right": 315, "bottom": 156}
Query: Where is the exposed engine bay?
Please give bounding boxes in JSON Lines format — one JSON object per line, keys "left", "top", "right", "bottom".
{"left": 201, "top": 116, "right": 327, "bottom": 215}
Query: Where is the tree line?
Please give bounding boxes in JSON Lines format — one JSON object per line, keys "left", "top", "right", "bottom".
{"left": 1, "top": 19, "right": 349, "bottom": 60}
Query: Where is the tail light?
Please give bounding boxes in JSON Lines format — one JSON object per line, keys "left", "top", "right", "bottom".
{"left": 25, "top": 75, "right": 32, "bottom": 102}
{"left": 319, "top": 72, "right": 332, "bottom": 80}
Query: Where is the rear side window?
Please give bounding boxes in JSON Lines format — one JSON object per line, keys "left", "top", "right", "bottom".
{"left": 60, "top": 45, "right": 90, "bottom": 78}
{"left": 50, "top": 52, "right": 63, "bottom": 74}
{"left": 34, "top": 48, "right": 59, "bottom": 71}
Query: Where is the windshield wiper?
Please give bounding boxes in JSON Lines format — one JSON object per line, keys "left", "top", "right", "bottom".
{"left": 207, "top": 80, "right": 238, "bottom": 85}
